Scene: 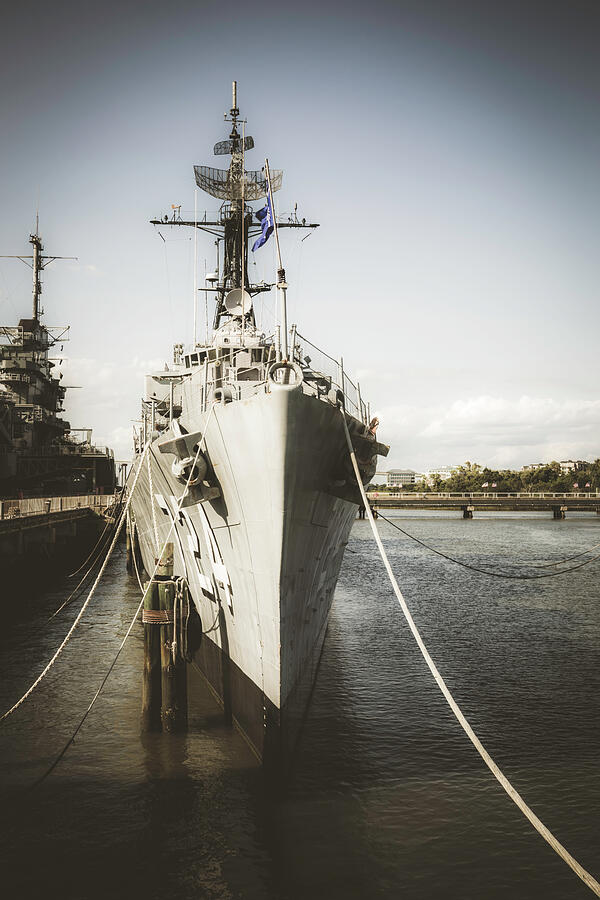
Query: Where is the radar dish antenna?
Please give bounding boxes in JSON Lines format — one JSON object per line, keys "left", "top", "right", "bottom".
{"left": 214, "top": 136, "right": 255, "bottom": 156}
{"left": 224, "top": 288, "right": 252, "bottom": 316}
{"left": 194, "top": 165, "right": 283, "bottom": 200}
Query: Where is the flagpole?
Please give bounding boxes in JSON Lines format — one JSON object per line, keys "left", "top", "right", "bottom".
{"left": 265, "top": 157, "right": 288, "bottom": 360}
{"left": 204, "top": 257, "right": 208, "bottom": 346}
{"left": 241, "top": 119, "right": 246, "bottom": 343}
{"left": 193, "top": 188, "right": 198, "bottom": 346}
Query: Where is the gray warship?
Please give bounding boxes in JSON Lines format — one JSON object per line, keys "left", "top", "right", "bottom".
{"left": 129, "top": 84, "right": 389, "bottom": 763}
{"left": 0, "top": 229, "right": 116, "bottom": 498}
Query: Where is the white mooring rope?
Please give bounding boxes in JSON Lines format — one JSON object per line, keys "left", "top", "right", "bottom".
{"left": 147, "top": 449, "right": 160, "bottom": 553}
{"left": 28, "top": 404, "right": 216, "bottom": 785}
{"left": 341, "top": 412, "right": 600, "bottom": 897}
{"left": 0, "top": 442, "right": 151, "bottom": 723}
{"left": 127, "top": 511, "right": 146, "bottom": 593}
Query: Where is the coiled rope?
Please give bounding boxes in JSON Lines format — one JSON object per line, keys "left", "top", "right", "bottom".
{"left": 29, "top": 405, "right": 216, "bottom": 784}
{"left": 0, "top": 441, "right": 151, "bottom": 723}
{"left": 375, "top": 510, "right": 600, "bottom": 580}
{"left": 173, "top": 576, "right": 190, "bottom": 662}
{"left": 342, "top": 414, "right": 600, "bottom": 897}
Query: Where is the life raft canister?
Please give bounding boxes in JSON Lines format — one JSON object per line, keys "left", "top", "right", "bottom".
{"left": 212, "top": 386, "right": 234, "bottom": 404}
{"left": 267, "top": 361, "right": 304, "bottom": 391}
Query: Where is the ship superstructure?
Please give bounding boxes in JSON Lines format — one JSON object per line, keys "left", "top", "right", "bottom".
{"left": 0, "top": 231, "right": 116, "bottom": 496}
{"left": 129, "top": 84, "right": 389, "bottom": 763}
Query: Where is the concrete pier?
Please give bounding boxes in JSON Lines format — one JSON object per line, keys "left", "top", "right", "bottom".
{"left": 0, "top": 494, "right": 116, "bottom": 592}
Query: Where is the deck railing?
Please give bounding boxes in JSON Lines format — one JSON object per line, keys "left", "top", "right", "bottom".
{"left": 366, "top": 491, "right": 600, "bottom": 500}
{"left": 294, "top": 331, "right": 366, "bottom": 423}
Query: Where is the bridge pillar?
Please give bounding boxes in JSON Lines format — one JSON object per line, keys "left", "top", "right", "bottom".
{"left": 462, "top": 505, "right": 474, "bottom": 519}
{"left": 553, "top": 506, "right": 567, "bottom": 519}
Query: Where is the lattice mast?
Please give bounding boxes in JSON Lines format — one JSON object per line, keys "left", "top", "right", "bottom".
{"left": 193, "top": 81, "right": 284, "bottom": 329}
{"left": 221, "top": 81, "right": 250, "bottom": 301}
{"left": 0, "top": 220, "right": 75, "bottom": 323}
{"left": 150, "top": 82, "right": 318, "bottom": 336}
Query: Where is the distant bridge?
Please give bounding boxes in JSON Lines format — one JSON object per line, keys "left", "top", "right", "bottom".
{"left": 365, "top": 491, "right": 600, "bottom": 518}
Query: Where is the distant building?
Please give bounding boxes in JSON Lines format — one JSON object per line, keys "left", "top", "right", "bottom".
{"left": 559, "top": 460, "right": 577, "bottom": 474}
{"left": 523, "top": 460, "right": 590, "bottom": 474}
{"left": 379, "top": 466, "right": 459, "bottom": 487}
{"left": 386, "top": 469, "right": 419, "bottom": 487}
{"left": 416, "top": 466, "right": 458, "bottom": 485}
{"left": 425, "top": 465, "right": 457, "bottom": 481}
{"left": 559, "top": 460, "right": 589, "bottom": 474}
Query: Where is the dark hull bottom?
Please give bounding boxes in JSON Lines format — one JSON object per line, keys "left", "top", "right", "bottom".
{"left": 191, "top": 615, "right": 330, "bottom": 776}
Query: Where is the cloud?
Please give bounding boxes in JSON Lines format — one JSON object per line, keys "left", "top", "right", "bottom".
{"left": 56, "top": 355, "right": 165, "bottom": 460}
{"left": 376, "top": 395, "right": 600, "bottom": 469}
{"left": 108, "top": 425, "right": 136, "bottom": 461}
{"left": 423, "top": 395, "right": 600, "bottom": 440}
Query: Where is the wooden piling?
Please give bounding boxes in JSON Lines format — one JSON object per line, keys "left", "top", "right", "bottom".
{"left": 141, "top": 576, "right": 162, "bottom": 731}
{"left": 141, "top": 542, "right": 188, "bottom": 733}
{"left": 157, "top": 543, "right": 187, "bottom": 733}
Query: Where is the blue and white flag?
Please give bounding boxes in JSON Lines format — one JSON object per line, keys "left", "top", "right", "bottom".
{"left": 252, "top": 193, "right": 274, "bottom": 252}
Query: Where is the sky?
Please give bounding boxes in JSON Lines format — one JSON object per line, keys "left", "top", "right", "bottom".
{"left": 0, "top": 0, "right": 599, "bottom": 469}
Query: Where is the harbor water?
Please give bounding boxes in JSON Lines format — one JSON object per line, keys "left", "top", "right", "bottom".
{"left": 1, "top": 511, "right": 599, "bottom": 899}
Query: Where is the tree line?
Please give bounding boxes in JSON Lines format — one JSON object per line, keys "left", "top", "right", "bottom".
{"left": 373, "top": 460, "right": 600, "bottom": 493}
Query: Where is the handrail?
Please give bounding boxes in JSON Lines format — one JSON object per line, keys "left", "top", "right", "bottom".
{"left": 295, "top": 330, "right": 364, "bottom": 421}
{"left": 295, "top": 331, "right": 339, "bottom": 367}
{"left": 0, "top": 494, "right": 116, "bottom": 520}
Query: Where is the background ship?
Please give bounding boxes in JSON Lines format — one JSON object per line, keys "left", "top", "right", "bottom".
{"left": 128, "top": 84, "right": 389, "bottom": 765}
{"left": 0, "top": 229, "right": 116, "bottom": 498}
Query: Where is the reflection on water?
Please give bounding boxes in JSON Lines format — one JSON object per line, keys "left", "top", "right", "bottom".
{"left": 1, "top": 515, "right": 600, "bottom": 899}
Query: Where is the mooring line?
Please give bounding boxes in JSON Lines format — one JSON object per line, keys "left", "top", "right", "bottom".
{"left": 0, "top": 443, "right": 151, "bottom": 723}
{"left": 341, "top": 414, "right": 600, "bottom": 896}
{"left": 29, "top": 405, "right": 216, "bottom": 784}
{"left": 46, "top": 555, "right": 102, "bottom": 623}
{"left": 375, "top": 510, "right": 600, "bottom": 580}
{"left": 66, "top": 493, "right": 125, "bottom": 579}
{"left": 529, "top": 540, "right": 600, "bottom": 568}
{"left": 31, "top": 582, "right": 149, "bottom": 787}
{"left": 147, "top": 449, "right": 160, "bottom": 553}
{"left": 47, "top": 509, "right": 124, "bottom": 622}
{"left": 127, "top": 511, "right": 146, "bottom": 593}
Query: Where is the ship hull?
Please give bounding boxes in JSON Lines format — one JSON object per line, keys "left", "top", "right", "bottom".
{"left": 130, "top": 386, "right": 357, "bottom": 764}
